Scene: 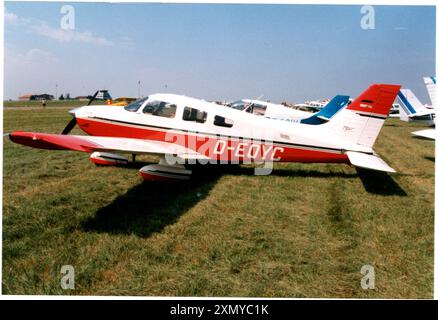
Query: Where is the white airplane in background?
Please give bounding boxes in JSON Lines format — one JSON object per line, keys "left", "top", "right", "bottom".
{"left": 9, "top": 84, "right": 400, "bottom": 182}
{"left": 396, "top": 89, "right": 435, "bottom": 126}
{"left": 423, "top": 76, "right": 436, "bottom": 109}
{"left": 409, "top": 76, "right": 436, "bottom": 140}
{"left": 294, "top": 98, "right": 330, "bottom": 111}
{"left": 229, "top": 95, "right": 350, "bottom": 124}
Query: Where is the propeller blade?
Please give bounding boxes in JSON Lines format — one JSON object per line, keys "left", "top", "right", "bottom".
{"left": 61, "top": 117, "right": 77, "bottom": 135}
{"left": 87, "top": 91, "right": 99, "bottom": 106}
{"left": 62, "top": 90, "right": 98, "bottom": 135}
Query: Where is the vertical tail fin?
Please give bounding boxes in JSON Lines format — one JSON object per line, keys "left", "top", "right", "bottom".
{"left": 325, "top": 84, "right": 401, "bottom": 148}
{"left": 300, "top": 95, "right": 349, "bottom": 124}
{"left": 423, "top": 76, "right": 436, "bottom": 108}
{"left": 397, "top": 89, "right": 428, "bottom": 120}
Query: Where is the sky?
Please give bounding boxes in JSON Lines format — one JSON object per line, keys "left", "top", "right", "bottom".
{"left": 3, "top": 2, "right": 436, "bottom": 103}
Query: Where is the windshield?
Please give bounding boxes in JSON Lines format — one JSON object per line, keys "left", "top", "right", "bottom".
{"left": 124, "top": 97, "right": 148, "bottom": 112}
{"left": 230, "top": 100, "right": 250, "bottom": 111}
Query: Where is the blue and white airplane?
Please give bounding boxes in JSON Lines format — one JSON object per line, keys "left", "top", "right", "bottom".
{"left": 299, "top": 95, "right": 350, "bottom": 125}
{"left": 396, "top": 89, "right": 435, "bottom": 126}
{"left": 230, "top": 95, "right": 350, "bottom": 124}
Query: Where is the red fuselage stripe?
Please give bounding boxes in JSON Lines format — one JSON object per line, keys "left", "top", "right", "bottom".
{"left": 76, "top": 117, "right": 348, "bottom": 164}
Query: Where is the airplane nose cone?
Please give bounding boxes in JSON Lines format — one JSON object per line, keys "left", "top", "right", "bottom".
{"left": 68, "top": 107, "right": 82, "bottom": 116}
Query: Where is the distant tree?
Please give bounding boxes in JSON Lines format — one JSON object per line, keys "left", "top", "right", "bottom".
{"left": 59, "top": 94, "right": 65, "bottom": 100}
{"left": 66, "top": 93, "right": 71, "bottom": 100}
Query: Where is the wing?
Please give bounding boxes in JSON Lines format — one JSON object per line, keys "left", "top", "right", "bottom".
{"left": 9, "top": 131, "right": 209, "bottom": 160}
{"left": 412, "top": 129, "right": 435, "bottom": 140}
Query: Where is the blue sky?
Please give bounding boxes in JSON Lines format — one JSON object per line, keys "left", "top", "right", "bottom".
{"left": 4, "top": 2, "right": 436, "bottom": 103}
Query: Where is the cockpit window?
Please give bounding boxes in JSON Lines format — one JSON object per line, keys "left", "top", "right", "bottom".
{"left": 124, "top": 97, "right": 148, "bottom": 112}
{"left": 183, "top": 107, "right": 207, "bottom": 123}
{"left": 214, "top": 115, "right": 234, "bottom": 128}
{"left": 252, "top": 104, "right": 267, "bottom": 116}
{"left": 143, "top": 100, "right": 177, "bottom": 118}
{"left": 230, "top": 100, "right": 249, "bottom": 111}
{"left": 229, "top": 100, "right": 267, "bottom": 116}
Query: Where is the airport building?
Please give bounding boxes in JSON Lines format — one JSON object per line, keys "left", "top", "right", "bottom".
{"left": 19, "top": 94, "right": 54, "bottom": 101}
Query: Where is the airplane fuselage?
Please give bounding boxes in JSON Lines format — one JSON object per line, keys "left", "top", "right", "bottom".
{"left": 73, "top": 94, "right": 371, "bottom": 165}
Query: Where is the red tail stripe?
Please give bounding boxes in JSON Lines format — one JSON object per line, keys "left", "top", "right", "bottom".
{"left": 347, "top": 84, "right": 401, "bottom": 116}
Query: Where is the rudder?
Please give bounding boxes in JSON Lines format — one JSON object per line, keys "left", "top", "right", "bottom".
{"left": 325, "top": 84, "right": 400, "bottom": 148}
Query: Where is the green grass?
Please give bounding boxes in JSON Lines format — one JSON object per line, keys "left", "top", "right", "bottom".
{"left": 2, "top": 105, "right": 434, "bottom": 297}
{"left": 3, "top": 100, "right": 106, "bottom": 109}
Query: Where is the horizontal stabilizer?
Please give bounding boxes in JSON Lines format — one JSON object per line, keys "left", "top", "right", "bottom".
{"left": 346, "top": 151, "right": 396, "bottom": 173}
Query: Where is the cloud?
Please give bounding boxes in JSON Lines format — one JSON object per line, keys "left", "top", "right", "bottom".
{"left": 4, "top": 10, "right": 19, "bottom": 24}
{"left": 33, "top": 22, "right": 114, "bottom": 46}
{"left": 5, "top": 10, "right": 113, "bottom": 46}
{"left": 6, "top": 47, "right": 59, "bottom": 70}
{"left": 24, "top": 48, "right": 59, "bottom": 65}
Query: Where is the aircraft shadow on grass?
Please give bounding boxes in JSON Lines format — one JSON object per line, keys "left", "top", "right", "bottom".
{"left": 81, "top": 170, "right": 221, "bottom": 238}
{"left": 413, "top": 136, "right": 434, "bottom": 141}
{"left": 81, "top": 164, "right": 359, "bottom": 237}
{"left": 235, "top": 165, "right": 407, "bottom": 196}
{"left": 82, "top": 163, "right": 407, "bottom": 237}
{"left": 355, "top": 168, "right": 407, "bottom": 196}
{"left": 198, "top": 165, "right": 408, "bottom": 197}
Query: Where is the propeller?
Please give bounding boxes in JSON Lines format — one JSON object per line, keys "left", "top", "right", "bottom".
{"left": 61, "top": 90, "right": 99, "bottom": 135}
{"left": 61, "top": 117, "right": 78, "bottom": 135}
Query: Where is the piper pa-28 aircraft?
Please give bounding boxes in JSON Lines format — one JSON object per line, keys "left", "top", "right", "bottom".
{"left": 9, "top": 84, "right": 400, "bottom": 182}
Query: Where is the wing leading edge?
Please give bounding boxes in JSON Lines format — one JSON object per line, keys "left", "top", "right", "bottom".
{"left": 9, "top": 131, "right": 209, "bottom": 160}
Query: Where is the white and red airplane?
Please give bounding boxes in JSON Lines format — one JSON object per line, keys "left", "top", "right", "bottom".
{"left": 9, "top": 84, "right": 400, "bottom": 182}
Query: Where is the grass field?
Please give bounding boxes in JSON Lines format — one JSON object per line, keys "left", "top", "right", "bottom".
{"left": 3, "top": 100, "right": 107, "bottom": 109}
{"left": 2, "top": 105, "right": 434, "bottom": 297}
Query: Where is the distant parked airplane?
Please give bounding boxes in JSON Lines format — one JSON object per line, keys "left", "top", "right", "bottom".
{"left": 408, "top": 76, "right": 436, "bottom": 139}
{"left": 230, "top": 95, "right": 349, "bottom": 124}
{"left": 294, "top": 98, "right": 330, "bottom": 112}
{"left": 423, "top": 76, "right": 436, "bottom": 109}
{"left": 396, "top": 89, "right": 435, "bottom": 126}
